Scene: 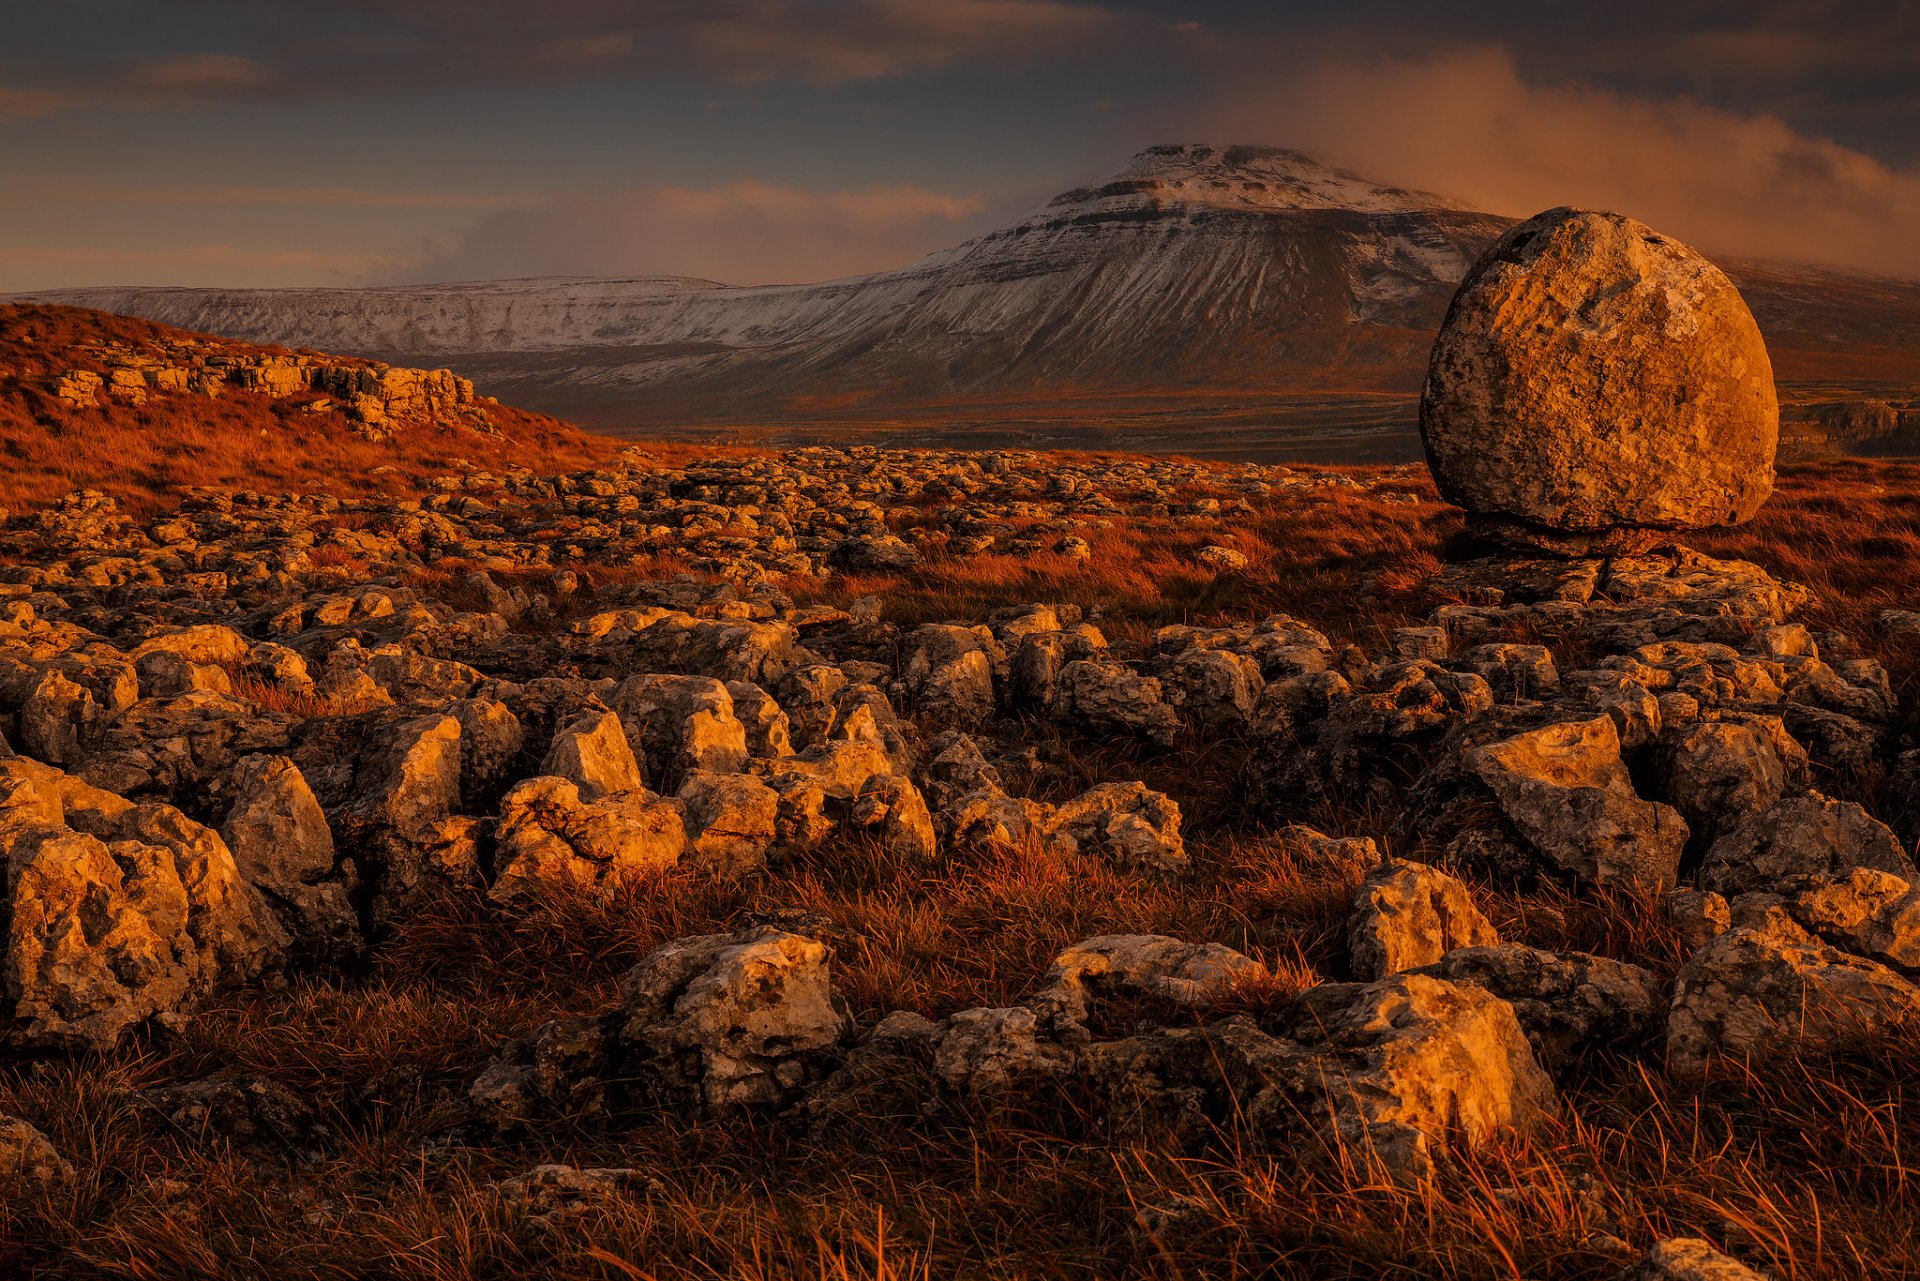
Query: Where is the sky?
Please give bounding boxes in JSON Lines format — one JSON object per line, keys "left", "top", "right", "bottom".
{"left": 3, "top": 0, "right": 1919, "bottom": 289}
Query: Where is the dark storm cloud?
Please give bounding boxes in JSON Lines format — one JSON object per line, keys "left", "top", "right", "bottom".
{"left": 0, "top": 0, "right": 1148, "bottom": 106}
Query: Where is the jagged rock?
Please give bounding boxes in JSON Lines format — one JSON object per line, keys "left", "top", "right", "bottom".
{"left": 1348, "top": 859, "right": 1499, "bottom": 980}
{"left": 451, "top": 697, "right": 524, "bottom": 808}
{"left": 0, "top": 1115, "right": 72, "bottom": 1187}
{"left": 920, "top": 734, "right": 1048, "bottom": 853}
{"left": 617, "top": 926, "right": 850, "bottom": 1108}
{"left": 1264, "top": 973, "right": 1559, "bottom": 1180}
{"left": 469, "top": 1015, "right": 613, "bottom": 1129}
{"left": 1731, "top": 868, "right": 1920, "bottom": 971}
{"left": 1194, "top": 545, "right": 1248, "bottom": 572}
{"left": 0, "top": 757, "right": 280, "bottom": 1050}
{"left": 494, "top": 1164, "right": 649, "bottom": 1217}
{"left": 540, "top": 708, "right": 645, "bottom": 799}
{"left": 1415, "top": 944, "right": 1664, "bottom": 1063}
{"left": 1459, "top": 643, "right": 1558, "bottom": 702}
{"left": 1008, "top": 624, "right": 1108, "bottom": 712}
{"left": 18, "top": 668, "right": 103, "bottom": 764}
{"left": 1056, "top": 659, "right": 1182, "bottom": 747}
{"left": 774, "top": 665, "right": 849, "bottom": 750}
{"left": 932, "top": 1006, "right": 1075, "bottom": 1096}
{"left": 350, "top": 713, "right": 461, "bottom": 840}
{"left": 831, "top": 533, "right": 919, "bottom": 572}
{"left": 579, "top": 609, "right": 814, "bottom": 686}
{"left": 1661, "top": 717, "right": 1806, "bottom": 842}
{"left": 74, "top": 691, "right": 293, "bottom": 802}
{"left": 136, "top": 1075, "right": 326, "bottom": 1150}
{"left": 1274, "top": 824, "right": 1382, "bottom": 868}
{"left": 1619, "top": 1238, "right": 1773, "bottom": 1281}
{"left": 676, "top": 769, "right": 778, "bottom": 874}
{"left": 134, "top": 649, "right": 234, "bottom": 698}
{"left": 221, "top": 754, "right": 360, "bottom": 962}
{"left": 1665, "top": 888, "right": 1731, "bottom": 953}
{"left": 849, "top": 772, "right": 938, "bottom": 859}
{"left": 1667, "top": 916, "right": 1920, "bottom": 1073}
{"left": 1043, "top": 781, "right": 1185, "bottom": 871}
{"left": 725, "top": 680, "right": 793, "bottom": 758}
{"left": 1422, "top": 207, "right": 1776, "bottom": 554}
{"left": 490, "top": 775, "right": 685, "bottom": 903}
{"left": 1158, "top": 647, "right": 1264, "bottom": 729}
{"left": 903, "top": 624, "right": 1001, "bottom": 725}
{"left": 1465, "top": 715, "right": 1687, "bottom": 888}
{"left": 1033, "top": 934, "right": 1267, "bottom": 1026}
{"left": 1699, "top": 791, "right": 1913, "bottom": 897}
{"left": 1264, "top": 662, "right": 1488, "bottom": 810}
{"left": 759, "top": 738, "right": 932, "bottom": 857}
{"left": 131, "top": 624, "right": 251, "bottom": 667}
{"left": 613, "top": 674, "right": 748, "bottom": 792}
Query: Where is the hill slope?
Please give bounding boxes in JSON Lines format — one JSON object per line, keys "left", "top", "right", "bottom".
{"left": 0, "top": 304, "right": 620, "bottom": 512}
{"left": 24, "top": 144, "right": 1920, "bottom": 454}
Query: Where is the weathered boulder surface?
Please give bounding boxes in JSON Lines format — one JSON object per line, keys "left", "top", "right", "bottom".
{"left": 617, "top": 926, "right": 850, "bottom": 1108}
{"left": 1417, "top": 944, "right": 1664, "bottom": 1065}
{"left": 0, "top": 1115, "right": 72, "bottom": 1188}
{"left": 1032, "top": 934, "right": 1267, "bottom": 1025}
{"left": 1264, "top": 973, "right": 1559, "bottom": 1180}
{"left": 1667, "top": 917, "right": 1920, "bottom": 1074}
{"left": 490, "top": 775, "right": 685, "bottom": 903}
{"left": 1348, "top": 858, "right": 1499, "bottom": 979}
{"left": 220, "top": 754, "right": 360, "bottom": 962}
{"left": 1699, "top": 791, "right": 1914, "bottom": 898}
{"left": 1422, "top": 207, "right": 1777, "bottom": 554}
{"left": 1619, "top": 1238, "right": 1773, "bottom": 1281}
{"left": 1463, "top": 715, "right": 1689, "bottom": 889}
{"left": 540, "top": 708, "right": 646, "bottom": 799}
{"left": 0, "top": 757, "right": 281, "bottom": 1050}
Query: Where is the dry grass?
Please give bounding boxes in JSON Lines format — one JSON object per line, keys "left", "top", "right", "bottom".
{"left": 4, "top": 821, "right": 1914, "bottom": 1279}
{"left": 0, "top": 304, "right": 623, "bottom": 514}
{"left": 7, "top": 406, "right": 1920, "bottom": 1274}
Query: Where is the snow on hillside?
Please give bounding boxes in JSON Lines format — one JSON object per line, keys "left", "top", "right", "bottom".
{"left": 20, "top": 146, "right": 1496, "bottom": 372}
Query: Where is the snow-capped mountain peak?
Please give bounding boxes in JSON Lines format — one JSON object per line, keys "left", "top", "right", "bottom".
{"left": 1046, "top": 144, "right": 1473, "bottom": 216}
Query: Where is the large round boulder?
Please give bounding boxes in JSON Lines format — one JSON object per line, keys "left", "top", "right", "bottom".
{"left": 1421, "top": 207, "right": 1777, "bottom": 555}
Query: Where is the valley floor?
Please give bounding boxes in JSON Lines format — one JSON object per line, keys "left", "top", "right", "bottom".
{"left": 2, "top": 448, "right": 1919, "bottom": 1280}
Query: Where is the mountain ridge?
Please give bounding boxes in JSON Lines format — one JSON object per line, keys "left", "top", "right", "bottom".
{"left": 20, "top": 144, "right": 1920, "bottom": 457}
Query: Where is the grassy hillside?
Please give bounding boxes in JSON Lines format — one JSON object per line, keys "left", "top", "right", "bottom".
{"left": 0, "top": 304, "right": 624, "bottom": 513}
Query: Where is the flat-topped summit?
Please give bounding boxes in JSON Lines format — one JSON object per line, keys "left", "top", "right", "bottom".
{"left": 1044, "top": 144, "right": 1475, "bottom": 217}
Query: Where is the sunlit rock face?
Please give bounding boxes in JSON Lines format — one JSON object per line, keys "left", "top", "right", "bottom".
{"left": 1422, "top": 207, "right": 1777, "bottom": 555}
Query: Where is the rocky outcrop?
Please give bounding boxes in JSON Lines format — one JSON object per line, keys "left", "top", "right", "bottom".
{"left": 490, "top": 775, "right": 686, "bottom": 903}
{"left": 1459, "top": 715, "right": 1689, "bottom": 890}
{"left": 42, "top": 335, "right": 492, "bottom": 441}
{"left": 220, "top": 754, "right": 360, "bottom": 962}
{"left": 0, "top": 757, "right": 281, "bottom": 1050}
{"left": 0, "top": 1115, "right": 72, "bottom": 1188}
{"left": 1667, "top": 917, "right": 1920, "bottom": 1074}
{"left": 1620, "top": 1238, "right": 1773, "bottom": 1281}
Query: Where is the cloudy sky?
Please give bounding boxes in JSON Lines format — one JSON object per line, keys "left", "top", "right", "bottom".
{"left": 4, "top": 0, "right": 1918, "bottom": 288}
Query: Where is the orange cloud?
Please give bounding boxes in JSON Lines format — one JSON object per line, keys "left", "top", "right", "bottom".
{"left": 1196, "top": 44, "right": 1920, "bottom": 279}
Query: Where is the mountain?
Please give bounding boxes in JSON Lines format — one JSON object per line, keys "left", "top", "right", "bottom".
{"left": 22, "top": 144, "right": 1920, "bottom": 459}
